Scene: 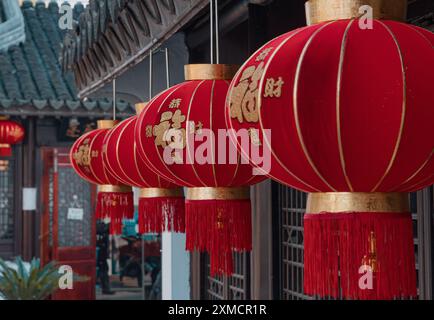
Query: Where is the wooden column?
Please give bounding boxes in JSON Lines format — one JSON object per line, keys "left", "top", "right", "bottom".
{"left": 22, "top": 117, "right": 36, "bottom": 260}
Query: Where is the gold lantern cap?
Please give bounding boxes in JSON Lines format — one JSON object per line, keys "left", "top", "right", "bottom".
{"left": 186, "top": 187, "right": 250, "bottom": 201}
{"left": 135, "top": 102, "right": 148, "bottom": 115}
{"left": 184, "top": 64, "right": 239, "bottom": 81}
{"left": 97, "top": 120, "right": 119, "bottom": 129}
{"left": 305, "top": 0, "right": 407, "bottom": 25}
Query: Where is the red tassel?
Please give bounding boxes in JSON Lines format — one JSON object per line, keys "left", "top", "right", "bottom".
{"left": 185, "top": 199, "right": 252, "bottom": 276}
{"left": 304, "top": 212, "right": 417, "bottom": 300}
{"left": 138, "top": 196, "right": 185, "bottom": 234}
{"left": 0, "top": 146, "right": 12, "bottom": 157}
{"left": 95, "top": 191, "right": 134, "bottom": 235}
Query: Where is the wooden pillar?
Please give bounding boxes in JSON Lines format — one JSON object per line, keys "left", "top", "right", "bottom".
{"left": 22, "top": 117, "right": 36, "bottom": 260}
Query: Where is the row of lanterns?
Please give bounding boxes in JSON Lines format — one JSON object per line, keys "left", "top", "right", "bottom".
{"left": 70, "top": 0, "right": 433, "bottom": 300}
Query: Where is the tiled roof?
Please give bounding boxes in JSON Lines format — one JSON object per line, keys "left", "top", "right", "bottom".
{"left": 61, "top": 0, "right": 209, "bottom": 97}
{"left": 0, "top": 0, "right": 133, "bottom": 117}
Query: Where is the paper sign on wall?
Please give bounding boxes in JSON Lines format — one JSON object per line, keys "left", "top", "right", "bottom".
{"left": 67, "top": 208, "right": 84, "bottom": 220}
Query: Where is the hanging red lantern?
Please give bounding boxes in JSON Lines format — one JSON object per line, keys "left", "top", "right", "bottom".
{"left": 70, "top": 120, "right": 134, "bottom": 235}
{"left": 226, "top": 0, "right": 433, "bottom": 299}
{"left": 0, "top": 118, "right": 25, "bottom": 157}
{"left": 136, "top": 64, "right": 265, "bottom": 275}
{"left": 102, "top": 103, "right": 185, "bottom": 234}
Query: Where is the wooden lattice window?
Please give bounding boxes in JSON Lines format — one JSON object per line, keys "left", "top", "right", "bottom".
{"left": 202, "top": 252, "right": 250, "bottom": 300}
{"left": 0, "top": 155, "right": 15, "bottom": 242}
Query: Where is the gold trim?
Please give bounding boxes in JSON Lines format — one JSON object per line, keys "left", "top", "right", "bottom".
{"left": 371, "top": 21, "right": 406, "bottom": 192}
{"left": 336, "top": 19, "right": 355, "bottom": 191}
{"left": 97, "top": 120, "right": 119, "bottom": 129}
{"left": 186, "top": 187, "right": 250, "bottom": 201}
{"left": 0, "top": 143, "right": 11, "bottom": 148}
{"left": 306, "top": 192, "right": 409, "bottom": 213}
{"left": 135, "top": 102, "right": 148, "bottom": 115}
{"left": 98, "top": 185, "right": 132, "bottom": 193}
{"left": 185, "top": 80, "right": 208, "bottom": 186}
{"left": 394, "top": 150, "right": 433, "bottom": 190}
{"left": 184, "top": 64, "right": 239, "bottom": 81}
{"left": 293, "top": 21, "right": 338, "bottom": 191}
{"left": 0, "top": 116, "right": 10, "bottom": 120}
{"left": 140, "top": 187, "right": 184, "bottom": 198}
{"left": 305, "top": 0, "right": 407, "bottom": 25}
{"left": 257, "top": 27, "right": 320, "bottom": 192}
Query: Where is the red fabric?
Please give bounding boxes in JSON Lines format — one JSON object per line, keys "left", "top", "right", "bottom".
{"left": 135, "top": 77, "right": 263, "bottom": 274}
{"left": 226, "top": 19, "right": 434, "bottom": 192}
{"left": 71, "top": 128, "right": 135, "bottom": 233}
{"left": 138, "top": 196, "right": 185, "bottom": 233}
{"left": 96, "top": 191, "right": 134, "bottom": 235}
{"left": 304, "top": 211, "right": 417, "bottom": 300}
{"left": 136, "top": 80, "right": 265, "bottom": 188}
{"left": 0, "top": 146, "right": 12, "bottom": 157}
{"left": 103, "top": 116, "right": 178, "bottom": 189}
{"left": 0, "top": 120, "right": 25, "bottom": 145}
{"left": 185, "top": 198, "right": 252, "bottom": 275}
{"left": 70, "top": 128, "right": 122, "bottom": 186}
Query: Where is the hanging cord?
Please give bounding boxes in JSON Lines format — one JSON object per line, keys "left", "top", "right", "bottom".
{"left": 165, "top": 48, "right": 170, "bottom": 89}
{"left": 210, "top": 0, "right": 214, "bottom": 64}
{"left": 149, "top": 49, "right": 153, "bottom": 100}
{"left": 112, "top": 79, "right": 116, "bottom": 120}
{"left": 214, "top": 0, "right": 220, "bottom": 64}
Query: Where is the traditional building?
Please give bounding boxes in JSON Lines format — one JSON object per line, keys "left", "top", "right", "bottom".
{"left": 0, "top": 0, "right": 133, "bottom": 299}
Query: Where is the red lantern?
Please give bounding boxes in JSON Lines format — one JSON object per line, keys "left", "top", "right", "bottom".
{"left": 103, "top": 104, "right": 185, "bottom": 234}
{"left": 226, "top": 0, "right": 433, "bottom": 299}
{"left": 70, "top": 120, "right": 134, "bottom": 235}
{"left": 0, "top": 118, "right": 25, "bottom": 157}
{"left": 136, "top": 64, "right": 265, "bottom": 275}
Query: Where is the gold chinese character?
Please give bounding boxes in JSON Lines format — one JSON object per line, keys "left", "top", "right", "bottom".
{"left": 255, "top": 47, "right": 274, "bottom": 62}
{"left": 73, "top": 143, "right": 90, "bottom": 166}
{"left": 153, "top": 110, "right": 187, "bottom": 148}
{"left": 146, "top": 125, "right": 153, "bottom": 137}
{"left": 230, "top": 62, "right": 265, "bottom": 124}
{"left": 169, "top": 98, "right": 182, "bottom": 109}
{"left": 263, "top": 77, "right": 284, "bottom": 98}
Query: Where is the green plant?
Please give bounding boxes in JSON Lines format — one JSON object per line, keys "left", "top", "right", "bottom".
{"left": 0, "top": 257, "right": 68, "bottom": 300}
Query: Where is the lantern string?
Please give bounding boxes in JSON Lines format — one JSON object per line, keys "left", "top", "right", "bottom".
{"left": 214, "top": 0, "right": 220, "bottom": 64}
{"left": 210, "top": 0, "right": 214, "bottom": 64}
{"left": 112, "top": 79, "right": 116, "bottom": 121}
{"left": 149, "top": 49, "right": 153, "bottom": 100}
{"left": 165, "top": 48, "right": 170, "bottom": 89}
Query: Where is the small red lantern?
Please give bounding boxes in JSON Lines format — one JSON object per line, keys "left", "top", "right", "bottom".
{"left": 103, "top": 104, "right": 185, "bottom": 234}
{"left": 226, "top": 0, "right": 433, "bottom": 299}
{"left": 0, "top": 118, "right": 25, "bottom": 157}
{"left": 70, "top": 120, "right": 134, "bottom": 235}
{"left": 136, "top": 65, "right": 266, "bottom": 275}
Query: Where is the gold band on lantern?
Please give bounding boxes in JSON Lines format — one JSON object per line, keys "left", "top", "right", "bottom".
{"left": 97, "top": 120, "right": 119, "bottom": 129}
{"left": 139, "top": 187, "right": 184, "bottom": 198}
{"left": 184, "top": 64, "right": 239, "bottom": 81}
{"left": 186, "top": 187, "right": 250, "bottom": 201}
{"left": 98, "top": 185, "right": 132, "bottom": 193}
{"left": 135, "top": 102, "right": 148, "bottom": 115}
{"left": 306, "top": 192, "right": 409, "bottom": 214}
{"left": 0, "top": 143, "right": 11, "bottom": 148}
{"left": 305, "top": 0, "right": 407, "bottom": 25}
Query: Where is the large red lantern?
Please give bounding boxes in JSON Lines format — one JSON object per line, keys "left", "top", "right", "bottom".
{"left": 103, "top": 104, "right": 185, "bottom": 234}
{"left": 136, "top": 65, "right": 265, "bottom": 274}
{"left": 0, "top": 118, "right": 25, "bottom": 157}
{"left": 70, "top": 120, "right": 134, "bottom": 235}
{"left": 226, "top": 0, "right": 433, "bottom": 299}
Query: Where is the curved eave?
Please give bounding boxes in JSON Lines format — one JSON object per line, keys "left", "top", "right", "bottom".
{"left": 62, "top": 0, "right": 209, "bottom": 98}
